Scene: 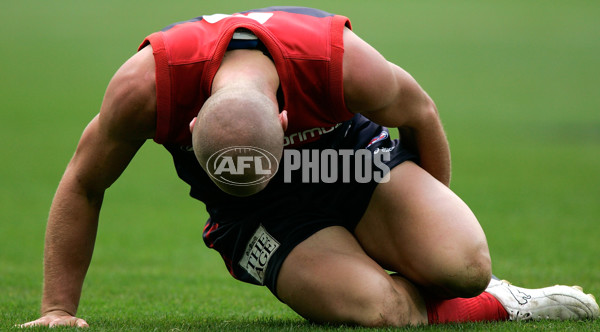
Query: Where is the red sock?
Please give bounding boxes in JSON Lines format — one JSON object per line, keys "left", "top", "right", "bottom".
{"left": 426, "top": 292, "right": 509, "bottom": 324}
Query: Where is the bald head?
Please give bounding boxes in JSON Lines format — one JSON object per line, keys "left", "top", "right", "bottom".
{"left": 192, "top": 87, "right": 284, "bottom": 196}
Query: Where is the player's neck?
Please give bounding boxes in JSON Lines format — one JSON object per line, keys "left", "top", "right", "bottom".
{"left": 212, "top": 49, "right": 279, "bottom": 105}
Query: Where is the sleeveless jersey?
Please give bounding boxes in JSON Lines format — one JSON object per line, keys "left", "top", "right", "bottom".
{"left": 138, "top": 6, "right": 353, "bottom": 148}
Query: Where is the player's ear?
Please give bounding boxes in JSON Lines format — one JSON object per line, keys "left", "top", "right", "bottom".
{"left": 278, "top": 110, "right": 288, "bottom": 132}
{"left": 189, "top": 117, "right": 197, "bottom": 133}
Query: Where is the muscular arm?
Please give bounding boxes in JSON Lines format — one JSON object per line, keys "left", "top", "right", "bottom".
{"left": 42, "top": 116, "right": 144, "bottom": 316}
{"left": 23, "top": 46, "right": 156, "bottom": 327}
{"left": 343, "top": 29, "right": 451, "bottom": 186}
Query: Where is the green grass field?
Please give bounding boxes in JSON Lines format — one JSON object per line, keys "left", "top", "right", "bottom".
{"left": 1, "top": 1, "right": 599, "bottom": 331}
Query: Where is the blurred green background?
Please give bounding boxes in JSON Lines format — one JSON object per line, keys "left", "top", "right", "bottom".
{"left": 1, "top": 1, "right": 598, "bottom": 330}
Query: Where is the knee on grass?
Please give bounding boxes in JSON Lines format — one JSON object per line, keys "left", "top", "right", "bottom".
{"left": 434, "top": 251, "right": 492, "bottom": 298}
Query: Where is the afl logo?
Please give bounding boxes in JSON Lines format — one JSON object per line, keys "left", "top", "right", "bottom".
{"left": 205, "top": 146, "right": 279, "bottom": 187}
{"left": 366, "top": 131, "right": 389, "bottom": 148}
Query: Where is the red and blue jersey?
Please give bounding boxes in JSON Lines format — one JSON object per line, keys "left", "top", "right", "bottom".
{"left": 136, "top": 9, "right": 419, "bottom": 289}
{"left": 139, "top": 6, "right": 353, "bottom": 148}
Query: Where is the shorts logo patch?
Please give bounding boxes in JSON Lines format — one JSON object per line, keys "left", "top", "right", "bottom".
{"left": 239, "top": 225, "right": 280, "bottom": 284}
{"left": 366, "top": 131, "right": 389, "bottom": 148}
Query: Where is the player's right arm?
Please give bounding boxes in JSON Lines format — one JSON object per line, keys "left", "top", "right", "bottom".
{"left": 342, "top": 28, "right": 451, "bottom": 186}
{"left": 20, "top": 46, "right": 157, "bottom": 328}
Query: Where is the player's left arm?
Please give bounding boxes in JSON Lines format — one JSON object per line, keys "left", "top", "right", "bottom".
{"left": 342, "top": 28, "right": 451, "bottom": 186}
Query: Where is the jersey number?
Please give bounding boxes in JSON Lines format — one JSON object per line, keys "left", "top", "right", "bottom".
{"left": 203, "top": 12, "right": 273, "bottom": 24}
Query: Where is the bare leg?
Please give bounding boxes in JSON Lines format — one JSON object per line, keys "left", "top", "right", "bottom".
{"left": 355, "top": 161, "right": 492, "bottom": 298}
{"left": 276, "top": 161, "right": 491, "bottom": 326}
{"left": 276, "top": 226, "right": 428, "bottom": 327}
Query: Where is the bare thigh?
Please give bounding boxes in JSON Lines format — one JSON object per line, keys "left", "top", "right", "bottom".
{"left": 355, "top": 161, "right": 492, "bottom": 298}
{"left": 276, "top": 226, "right": 428, "bottom": 327}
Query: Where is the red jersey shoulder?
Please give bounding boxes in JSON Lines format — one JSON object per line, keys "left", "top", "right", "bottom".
{"left": 142, "top": 7, "right": 352, "bottom": 146}
{"left": 157, "top": 7, "right": 348, "bottom": 63}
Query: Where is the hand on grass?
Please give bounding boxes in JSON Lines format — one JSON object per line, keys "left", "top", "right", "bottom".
{"left": 20, "top": 311, "right": 89, "bottom": 328}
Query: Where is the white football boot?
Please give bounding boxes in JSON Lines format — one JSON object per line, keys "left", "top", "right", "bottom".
{"left": 485, "top": 278, "right": 599, "bottom": 321}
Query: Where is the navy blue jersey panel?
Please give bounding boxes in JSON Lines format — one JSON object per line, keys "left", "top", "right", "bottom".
{"left": 240, "top": 7, "right": 334, "bottom": 18}
{"left": 161, "top": 7, "right": 334, "bottom": 31}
